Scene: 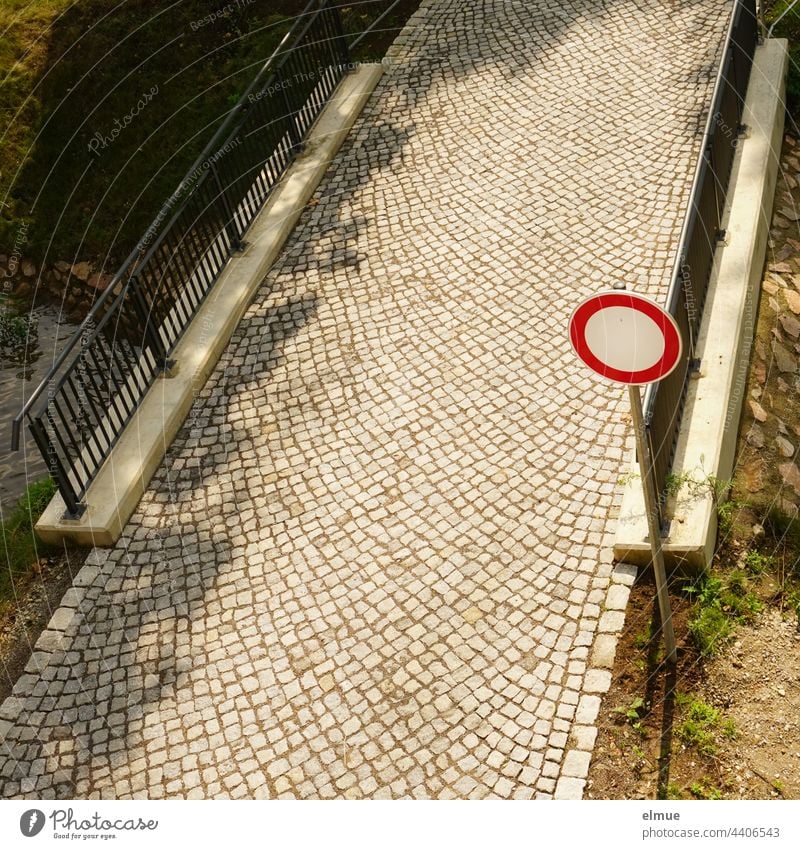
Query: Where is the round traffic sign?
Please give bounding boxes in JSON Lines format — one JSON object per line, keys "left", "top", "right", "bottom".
{"left": 568, "top": 291, "right": 683, "bottom": 385}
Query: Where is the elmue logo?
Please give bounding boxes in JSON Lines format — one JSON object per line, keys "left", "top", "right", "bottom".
{"left": 20, "top": 810, "right": 45, "bottom": 837}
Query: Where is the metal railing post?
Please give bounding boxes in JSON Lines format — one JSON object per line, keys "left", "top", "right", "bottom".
{"left": 210, "top": 162, "right": 244, "bottom": 251}
{"left": 641, "top": 0, "right": 758, "bottom": 507}
{"left": 277, "top": 67, "right": 305, "bottom": 153}
{"left": 705, "top": 142, "right": 725, "bottom": 236}
{"left": 129, "top": 275, "right": 171, "bottom": 371}
{"left": 29, "top": 415, "right": 83, "bottom": 519}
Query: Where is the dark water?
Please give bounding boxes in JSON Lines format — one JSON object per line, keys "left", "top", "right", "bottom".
{"left": 0, "top": 303, "right": 81, "bottom": 512}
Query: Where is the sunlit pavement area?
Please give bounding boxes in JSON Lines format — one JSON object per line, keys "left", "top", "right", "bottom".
{"left": 0, "top": 0, "right": 732, "bottom": 799}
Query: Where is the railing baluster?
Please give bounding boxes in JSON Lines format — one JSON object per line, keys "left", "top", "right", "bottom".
{"left": 129, "top": 274, "right": 170, "bottom": 371}
{"left": 29, "top": 415, "right": 83, "bottom": 518}
{"left": 277, "top": 65, "right": 305, "bottom": 153}
{"left": 210, "top": 162, "right": 244, "bottom": 252}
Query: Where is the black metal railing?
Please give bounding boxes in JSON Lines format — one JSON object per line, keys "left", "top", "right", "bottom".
{"left": 643, "top": 0, "right": 759, "bottom": 518}
{"left": 12, "top": 0, "right": 351, "bottom": 518}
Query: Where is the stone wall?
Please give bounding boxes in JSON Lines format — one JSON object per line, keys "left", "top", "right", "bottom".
{"left": 0, "top": 254, "right": 113, "bottom": 319}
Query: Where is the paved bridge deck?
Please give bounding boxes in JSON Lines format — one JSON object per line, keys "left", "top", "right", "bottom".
{"left": 0, "top": 0, "right": 732, "bottom": 798}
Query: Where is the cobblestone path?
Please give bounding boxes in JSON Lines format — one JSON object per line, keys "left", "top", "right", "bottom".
{"left": 1, "top": 0, "right": 733, "bottom": 798}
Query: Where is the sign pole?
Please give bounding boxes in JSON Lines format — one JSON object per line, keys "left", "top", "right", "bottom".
{"left": 628, "top": 383, "right": 677, "bottom": 665}
{"left": 569, "top": 288, "right": 682, "bottom": 665}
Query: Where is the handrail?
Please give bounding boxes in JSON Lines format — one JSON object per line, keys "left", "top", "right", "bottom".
{"left": 11, "top": 0, "right": 352, "bottom": 516}
{"left": 641, "top": 0, "right": 758, "bottom": 514}
{"left": 11, "top": 0, "right": 323, "bottom": 443}
{"left": 642, "top": 0, "right": 745, "bottom": 426}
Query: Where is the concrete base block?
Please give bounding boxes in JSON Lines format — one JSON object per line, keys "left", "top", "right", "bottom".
{"left": 614, "top": 40, "right": 788, "bottom": 574}
{"left": 36, "top": 64, "right": 385, "bottom": 547}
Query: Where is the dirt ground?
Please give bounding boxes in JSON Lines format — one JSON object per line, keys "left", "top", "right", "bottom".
{"left": 0, "top": 548, "right": 85, "bottom": 703}
{"left": 700, "top": 608, "right": 800, "bottom": 799}
{"left": 586, "top": 578, "right": 800, "bottom": 800}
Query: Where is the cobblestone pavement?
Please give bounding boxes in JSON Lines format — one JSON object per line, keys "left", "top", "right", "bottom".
{"left": 1, "top": 0, "right": 732, "bottom": 799}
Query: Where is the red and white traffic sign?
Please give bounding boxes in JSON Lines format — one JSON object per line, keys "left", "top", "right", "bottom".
{"left": 568, "top": 290, "right": 682, "bottom": 385}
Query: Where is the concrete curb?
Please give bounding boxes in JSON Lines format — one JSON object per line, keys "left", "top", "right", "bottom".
{"left": 553, "top": 561, "right": 637, "bottom": 800}
{"left": 614, "top": 39, "right": 789, "bottom": 573}
{"left": 35, "top": 64, "right": 385, "bottom": 547}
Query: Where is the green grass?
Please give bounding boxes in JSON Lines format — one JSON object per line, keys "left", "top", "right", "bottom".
{"left": 744, "top": 548, "right": 774, "bottom": 575}
{"left": 688, "top": 606, "right": 732, "bottom": 657}
{"left": 0, "top": 477, "right": 57, "bottom": 618}
{"left": 0, "top": 1, "right": 418, "bottom": 267}
{"left": 0, "top": 307, "right": 31, "bottom": 347}
{"left": 684, "top": 571, "right": 762, "bottom": 656}
{"left": 689, "top": 779, "right": 723, "bottom": 800}
{"left": 676, "top": 696, "right": 736, "bottom": 756}
{"left": 664, "top": 783, "right": 684, "bottom": 800}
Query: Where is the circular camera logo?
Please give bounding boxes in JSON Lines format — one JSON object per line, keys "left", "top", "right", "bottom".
{"left": 20, "top": 810, "right": 45, "bottom": 837}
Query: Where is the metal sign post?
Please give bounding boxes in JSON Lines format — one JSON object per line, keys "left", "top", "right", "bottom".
{"left": 568, "top": 288, "right": 682, "bottom": 666}
{"left": 628, "top": 384, "right": 677, "bottom": 664}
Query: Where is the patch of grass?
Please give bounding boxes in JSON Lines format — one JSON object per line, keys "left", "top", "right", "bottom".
{"left": 611, "top": 696, "right": 648, "bottom": 734}
{"left": 724, "top": 570, "right": 762, "bottom": 618}
{"left": 688, "top": 605, "right": 732, "bottom": 657}
{"left": 716, "top": 495, "right": 749, "bottom": 538}
{"left": 664, "top": 783, "right": 684, "bottom": 800}
{"left": 633, "top": 619, "right": 653, "bottom": 650}
{"left": 664, "top": 471, "right": 693, "bottom": 499}
{"left": 689, "top": 778, "right": 723, "bottom": 800}
{"left": 611, "top": 696, "right": 646, "bottom": 723}
{"left": 676, "top": 696, "right": 735, "bottom": 757}
{"left": 617, "top": 470, "right": 639, "bottom": 488}
{"left": 707, "top": 475, "right": 732, "bottom": 504}
{"left": 684, "top": 570, "right": 761, "bottom": 656}
{"left": 0, "top": 310, "right": 27, "bottom": 342}
{"left": 0, "top": 306, "right": 34, "bottom": 350}
{"left": 744, "top": 549, "right": 774, "bottom": 575}
{"left": 0, "top": 477, "right": 57, "bottom": 617}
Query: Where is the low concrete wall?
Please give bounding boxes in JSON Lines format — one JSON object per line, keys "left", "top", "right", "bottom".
{"left": 37, "top": 64, "right": 385, "bottom": 547}
{"left": 614, "top": 39, "right": 788, "bottom": 574}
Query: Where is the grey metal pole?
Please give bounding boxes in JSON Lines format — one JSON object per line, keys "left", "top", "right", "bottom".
{"left": 628, "top": 383, "right": 678, "bottom": 665}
